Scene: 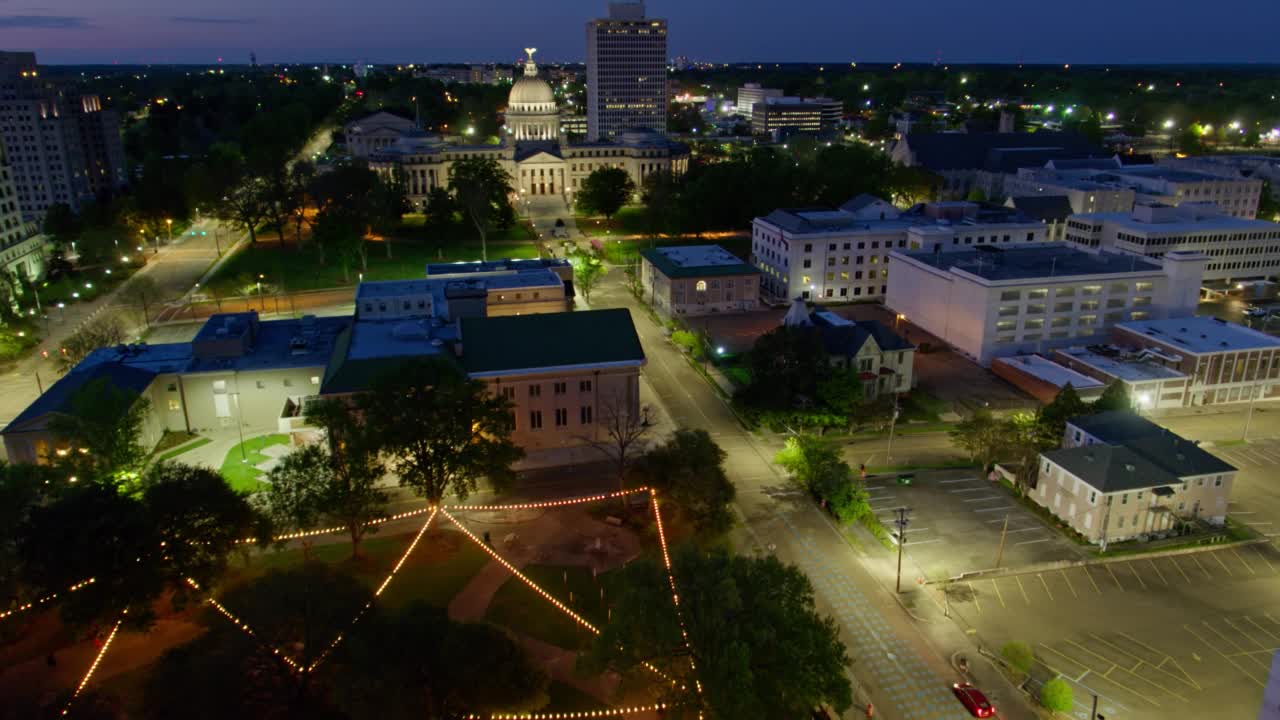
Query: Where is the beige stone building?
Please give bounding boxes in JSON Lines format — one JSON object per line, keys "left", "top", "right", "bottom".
{"left": 639, "top": 245, "right": 760, "bottom": 318}
{"left": 1033, "top": 411, "right": 1235, "bottom": 547}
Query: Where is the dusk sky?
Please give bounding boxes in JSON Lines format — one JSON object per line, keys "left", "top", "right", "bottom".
{"left": 3, "top": 0, "right": 1279, "bottom": 66}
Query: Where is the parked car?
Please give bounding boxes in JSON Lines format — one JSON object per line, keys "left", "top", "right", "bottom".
{"left": 952, "top": 683, "right": 995, "bottom": 718}
{"left": 1244, "top": 306, "right": 1268, "bottom": 318}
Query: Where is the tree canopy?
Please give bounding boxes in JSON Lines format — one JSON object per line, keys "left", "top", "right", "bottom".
{"left": 588, "top": 547, "right": 852, "bottom": 719}
{"left": 740, "top": 326, "right": 829, "bottom": 410}
{"left": 630, "top": 429, "right": 736, "bottom": 538}
{"left": 576, "top": 167, "right": 636, "bottom": 220}
{"left": 361, "top": 359, "right": 522, "bottom": 505}
{"left": 448, "top": 157, "right": 514, "bottom": 261}
{"left": 46, "top": 375, "right": 150, "bottom": 484}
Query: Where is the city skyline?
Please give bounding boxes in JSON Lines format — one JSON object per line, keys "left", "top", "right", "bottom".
{"left": 5, "top": 0, "right": 1280, "bottom": 65}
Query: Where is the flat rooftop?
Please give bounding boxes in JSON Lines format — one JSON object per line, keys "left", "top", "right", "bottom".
{"left": 187, "top": 315, "right": 350, "bottom": 373}
{"left": 425, "top": 258, "right": 570, "bottom": 278}
{"left": 992, "top": 355, "right": 1105, "bottom": 389}
{"left": 1115, "top": 316, "right": 1280, "bottom": 355}
{"left": 357, "top": 280, "right": 436, "bottom": 299}
{"left": 1054, "top": 346, "right": 1187, "bottom": 382}
{"left": 1072, "top": 210, "right": 1277, "bottom": 234}
{"left": 897, "top": 243, "right": 1165, "bottom": 282}
{"left": 641, "top": 245, "right": 758, "bottom": 278}
{"left": 1112, "top": 166, "right": 1235, "bottom": 184}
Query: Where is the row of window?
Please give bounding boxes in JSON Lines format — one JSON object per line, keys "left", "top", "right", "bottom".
{"left": 500, "top": 380, "right": 592, "bottom": 399}
{"left": 998, "top": 282, "right": 1152, "bottom": 302}
{"left": 527, "top": 406, "right": 593, "bottom": 429}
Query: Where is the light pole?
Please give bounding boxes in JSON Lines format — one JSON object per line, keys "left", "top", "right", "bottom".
{"left": 893, "top": 506, "right": 911, "bottom": 593}
{"left": 885, "top": 391, "right": 901, "bottom": 462}
{"left": 166, "top": 218, "right": 173, "bottom": 244}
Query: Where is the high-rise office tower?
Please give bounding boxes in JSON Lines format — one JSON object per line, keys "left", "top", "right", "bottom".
{"left": 0, "top": 51, "right": 126, "bottom": 222}
{"left": 585, "top": 2, "right": 668, "bottom": 141}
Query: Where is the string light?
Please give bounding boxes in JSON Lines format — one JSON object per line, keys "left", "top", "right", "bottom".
{"left": 0, "top": 578, "right": 95, "bottom": 621}
{"left": 60, "top": 615, "right": 123, "bottom": 716}
{"left": 466, "top": 702, "right": 669, "bottom": 719}
{"left": 649, "top": 492, "right": 704, "bottom": 698}
{"left": 446, "top": 488, "right": 649, "bottom": 513}
{"left": 307, "top": 507, "right": 438, "bottom": 672}
{"left": 186, "top": 578, "right": 305, "bottom": 673}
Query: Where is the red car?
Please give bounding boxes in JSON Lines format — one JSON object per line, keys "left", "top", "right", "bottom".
{"left": 952, "top": 683, "right": 995, "bottom": 718}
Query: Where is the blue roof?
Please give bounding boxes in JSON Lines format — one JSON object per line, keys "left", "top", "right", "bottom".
{"left": 3, "top": 362, "right": 159, "bottom": 433}
{"left": 186, "top": 315, "right": 350, "bottom": 374}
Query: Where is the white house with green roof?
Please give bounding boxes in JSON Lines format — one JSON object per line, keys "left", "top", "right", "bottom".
{"left": 639, "top": 245, "right": 760, "bottom": 318}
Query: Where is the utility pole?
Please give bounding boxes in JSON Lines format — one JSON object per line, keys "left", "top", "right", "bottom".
{"left": 886, "top": 392, "right": 901, "bottom": 462}
{"left": 1099, "top": 496, "right": 1113, "bottom": 554}
{"left": 1089, "top": 691, "right": 1098, "bottom": 720}
{"left": 995, "top": 514, "right": 1009, "bottom": 568}
{"left": 893, "top": 506, "right": 911, "bottom": 593}
{"left": 1243, "top": 381, "right": 1259, "bottom": 440}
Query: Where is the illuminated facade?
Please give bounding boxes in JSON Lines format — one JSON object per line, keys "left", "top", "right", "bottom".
{"left": 585, "top": 2, "right": 668, "bottom": 141}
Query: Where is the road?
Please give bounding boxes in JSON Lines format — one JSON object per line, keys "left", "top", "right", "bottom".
{"left": 584, "top": 254, "right": 1030, "bottom": 719}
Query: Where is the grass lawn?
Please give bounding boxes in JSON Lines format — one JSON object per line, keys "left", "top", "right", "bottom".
{"left": 219, "top": 434, "right": 289, "bottom": 493}
{"left": 485, "top": 564, "right": 622, "bottom": 650}
{"left": 899, "top": 390, "right": 948, "bottom": 422}
{"left": 240, "top": 527, "right": 489, "bottom": 610}
{"left": 207, "top": 233, "right": 542, "bottom": 295}
{"left": 154, "top": 435, "right": 212, "bottom": 463}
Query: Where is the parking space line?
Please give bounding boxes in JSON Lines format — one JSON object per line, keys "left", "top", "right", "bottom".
{"left": 990, "top": 578, "right": 1007, "bottom": 609}
{"left": 1246, "top": 616, "right": 1280, "bottom": 643}
{"left": 1230, "top": 547, "right": 1257, "bottom": 575}
{"left": 1014, "top": 575, "right": 1032, "bottom": 605}
{"left": 1060, "top": 569, "right": 1079, "bottom": 599}
{"left": 948, "top": 488, "right": 989, "bottom": 494}
{"left": 1037, "top": 573, "right": 1054, "bottom": 602}
{"left": 1190, "top": 553, "right": 1213, "bottom": 579}
{"left": 1114, "top": 632, "right": 1202, "bottom": 691}
{"left": 1081, "top": 566, "right": 1103, "bottom": 594}
{"left": 1038, "top": 645, "right": 1157, "bottom": 708}
{"left": 1124, "top": 562, "right": 1148, "bottom": 590}
{"left": 974, "top": 506, "right": 1014, "bottom": 513}
{"left": 1003, "top": 527, "right": 1042, "bottom": 535}
{"left": 1184, "top": 623, "right": 1265, "bottom": 690}
{"left": 1167, "top": 556, "right": 1192, "bottom": 583}
{"left": 1015, "top": 538, "right": 1053, "bottom": 546}
{"left": 1090, "top": 634, "right": 1198, "bottom": 692}
{"left": 1225, "top": 618, "right": 1276, "bottom": 657}
{"left": 1200, "top": 621, "right": 1271, "bottom": 672}
{"left": 962, "top": 496, "right": 1002, "bottom": 503}
{"left": 1146, "top": 558, "right": 1169, "bottom": 586}
{"left": 1211, "top": 551, "right": 1234, "bottom": 577}
{"left": 967, "top": 581, "right": 981, "bottom": 614}
{"left": 1105, "top": 564, "right": 1125, "bottom": 591}
{"left": 1065, "top": 639, "right": 1188, "bottom": 704}
{"left": 939, "top": 478, "right": 976, "bottom": 484}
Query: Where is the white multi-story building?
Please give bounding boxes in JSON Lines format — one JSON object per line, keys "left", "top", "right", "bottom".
{"left": 736, "top": 83, "right": 782, "bottom": 115}
{"left": 751, "top": 198, "right": 1048, "bottom": 303}
{"left": 1064, "top": 202, "right": 1280, "bottom": 284}
{"left": 885, "top": 243, "right": 1206, "bottom": 366}
{"left": 1013, "top": 159, "right": 1263, "bottom": 219}
{"left": 585, "top": 2, "right": 668, "bottom": 141}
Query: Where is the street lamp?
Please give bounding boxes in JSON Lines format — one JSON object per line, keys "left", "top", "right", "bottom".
{"left": 166, "top": 218, "right": 173, "bottom": 243}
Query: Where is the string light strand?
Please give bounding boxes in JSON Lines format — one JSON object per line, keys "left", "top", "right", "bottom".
{"left": 0, "top": 578, "right": 95, "bottom": 622}
{"left": 60, "top": 615, "right": 123, "bottom": 716}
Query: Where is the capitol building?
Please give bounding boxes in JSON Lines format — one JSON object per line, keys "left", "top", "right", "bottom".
{"left": 353, "top": 49, "right": 688, "bottom": 209}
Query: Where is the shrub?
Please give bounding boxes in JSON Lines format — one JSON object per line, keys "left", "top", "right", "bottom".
{"left": 1039, "top": 677, "right": 1073, "bottom": 713}
{"left": 1000, "top": 641, "right": 1034, "bottom": 677}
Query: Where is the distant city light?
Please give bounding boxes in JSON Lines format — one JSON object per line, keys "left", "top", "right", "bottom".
{"left": 1105, "top": 112, "right": 1116, "bottom": 121}
{"left": 1163, "top": 119, "right": 1175, "bottom": 129}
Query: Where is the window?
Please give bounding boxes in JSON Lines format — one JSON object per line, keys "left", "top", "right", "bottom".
{"left": 555, "top": 408, "right": 568, "bottom": 427}
{"left": 168, "top": 399, "right": 181, "bottom": 411}
{"left": 1121, "top": 494, "right": 1128, "bottom": 505}
{"left": 1028, "top": 289, "right": 1048, "bottom": 300}
{"left": 501, "top": 387, "right": 515, "bottom": 400}
{"left": 310, "top": 376, "right": 320, "bottom": 385}
{"left": 255, "top": 380, "right": 266, "bottom": 389}
{"left": 1054, "top": 302, "right": 1074, "bottom": 313}
{"left": 998, "top": 306, "right": 1019, "bottom": 317}
{"left": 1026, "top": 304, "right": 1046, "bottom": 315}
{"left": 999, "top": 290, "right": 1021, "bottom": 301}
{"left": 529, "top": 384, "right": 542, "bottom": 398}
{"left": 167, "top": 383, "right": 178, "bottom": 392}
{"left": 1081, "top": 285, "right": 1102, "bottom": 296}
{"left": 581, "top": 406, "right": 593, "bottom": 424}
{"left": 1056, "top": 287, "right": 1075, "bottom": 298}
{"left": 579, "top": 380, "right": 592, "bottom": 392}
{"left": 1135, "top": 281, "right": 1154, "bottom": 292}
{"left": 529, "top": 410, "right": 543, "bottom": 430}
{"left": 996, "top": 320, "right": 1016, "bottom": 332}
{"left": 1109, "top": 282, "right": 1129, "bottom": 294}
{"left": 554, "top": 382, "right": 567, "bottom": 395}
{"left": 1214, "top": 476, "right": 1223, "bottom": 487}
{"left": 1088, "top": 491, "right": 1096, "bottom": 503}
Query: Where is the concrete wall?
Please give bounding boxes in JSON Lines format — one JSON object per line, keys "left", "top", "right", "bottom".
{"left": 176, "top": 367, "right": 327, "bottom": 435}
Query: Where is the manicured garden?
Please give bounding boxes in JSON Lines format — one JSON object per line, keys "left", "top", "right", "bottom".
{"left": 219, "top": 433, "right": 289, "bottom": 493}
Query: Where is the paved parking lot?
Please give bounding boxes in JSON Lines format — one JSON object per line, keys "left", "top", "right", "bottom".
{"left": 863, "top": 470, "right": 1086, "bottom": 580}
{"left": 1206, "top": 439, "right": 1280, "bottom": 544}
{"left": 947, "top": 543, "right": 1280, "bottom": 720}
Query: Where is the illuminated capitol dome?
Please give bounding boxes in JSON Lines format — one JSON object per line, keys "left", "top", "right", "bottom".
{"left": 505, "top": 48, "right": 559, "bottom": 141}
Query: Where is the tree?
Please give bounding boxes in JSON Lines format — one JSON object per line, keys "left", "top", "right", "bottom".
{"left": 58, "top": 312, "right": 127, "bottom": 370}
{"left": 1259, "top": 180, "right": 1280, "bottom": 222}
{"left": 286, "top": 161, "right": 317, "bottom": 245}
{"left": 311, "top": 206, "right": 367, "bottom": 283}
{"left": 217, "top": 175, "right": 271, "bottom": 245}
{"left": 570, "top": 251, "right": 605, "bottom": 304}
{"left": 337, "top": 603, "right": 548, "bottom": 719}
{"left": 141, "top": 463, "right": 262, "bottom": 593}
{"left": 588, "top": 547, "right": 852, "bottom": 719}
{"left": 740, "top": 325, "right": 829, "bottom": 409}
{"left": 775, "top": 434, "right": 870, "bottom": 525}
{"left": 1001, "top": 641, "right": 1035, "bottom": 678}
{"left": 263, "top": 400, "right": 388, "bottom": 557}
{"left": 448, "top": 157, "right": 513, "bottom": 262}
{"left": 1039, "top": 384, "right": 1087, "bottom": 439}
{"left": 43, "top": 202, "right": 81, "bottom": 238}
{"left": 949, "top": 408, "right": 1006, "bottom": 471}
{"left": 631, "top": 429, "right": 736, "bottom": 538}
{"left": 1001, "top": 411, "right": 1059, "bottom": 495}
{"left": 1093, "top": 380, "right": 1132, "bottom": 413}
{"left": 423, "top": 186, "right": 458, "bottom": 236}
{"left": 817, "top": 366, "right": 865, "bottom": 429}
{"left": 370, "top": 172, "right": 410, "bottom": 258}
{"left": 577, "top": 167, "right": 635, "bottom": 221}
{"left": 965, "top": 187, "right": 989, "bottom": 203}
{"left": 639, "top": 172, "right": 678, "bottom": 240}
{"left": 143, "top": 563, "right": 371, "bottom": 719}
{"left": 586, "top": 391, "right": 652, "bottom": 504}
{"left": 46, "top": 376, "right": 151, "bottom": 484}
{"left": 118, "top": 275, "right": 166, "bottom": 329}
{"left": 1040, "top": 677, "right": 1074, "bottom": 714}
{"left": 362, "top": 359, "right": 522, "bottom": 505}
{"left": 0, "top": 463, "right": 60, "bottom": 602}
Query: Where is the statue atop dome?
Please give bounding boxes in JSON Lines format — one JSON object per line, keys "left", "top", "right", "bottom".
{"left": 523, "top": 48, "right": 538, "bottom": 77}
